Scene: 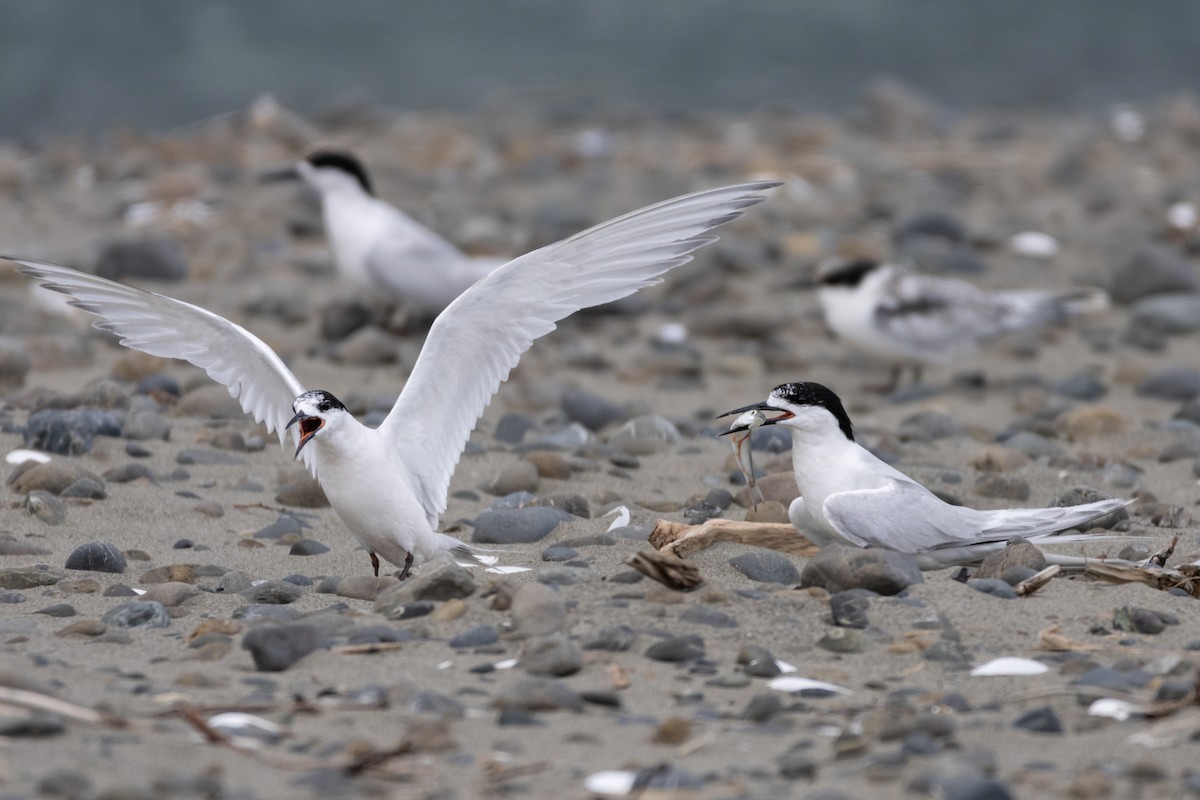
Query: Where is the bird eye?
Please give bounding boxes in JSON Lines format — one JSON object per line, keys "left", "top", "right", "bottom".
{"left": 318, "top": 402, "right": 330, "bottom": 412}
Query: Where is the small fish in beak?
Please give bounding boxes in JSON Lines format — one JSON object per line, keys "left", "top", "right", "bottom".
{"left": 715, "top": 402, "right": 794, "bottom": 434}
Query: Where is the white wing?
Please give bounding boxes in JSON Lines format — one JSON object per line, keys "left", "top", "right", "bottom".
{"left": 6, "top": 257, "right": 308, "bottom": 453}
{"left": 874, "top": 269, "right": 1016, "bottom": 351}
{"left": 378, "top": 181, "right": 780, "bottom": 526}
{"left": 822, "top": 479, "right": 989, "bottom": 552}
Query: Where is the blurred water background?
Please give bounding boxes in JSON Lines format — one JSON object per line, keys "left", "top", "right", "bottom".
{"left": 2, "top": 0, "right": 1199, "bottom": 136}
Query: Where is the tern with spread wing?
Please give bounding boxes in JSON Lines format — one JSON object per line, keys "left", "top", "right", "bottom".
{"left": 719, "top": 381, "right": 1128, "bottom": 569}
{"left": 263, "top": 149, "right": 506, "bottom": 313}
{"left": 814, "top": 259, "right": 1109, "bottom": 391}
{"left": 10, "top": 180, "right": 778, "bottom": 577}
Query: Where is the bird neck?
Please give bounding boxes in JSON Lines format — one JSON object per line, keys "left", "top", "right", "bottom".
{"left": 787, "top": 424, "right": 857, "bottom": 490}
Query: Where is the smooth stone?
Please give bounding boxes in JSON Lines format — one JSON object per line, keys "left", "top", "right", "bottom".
{"left": 64, "top": 542, "right": 126, "bottom": 573}
{"left": 739, "top": 645, "right": 783, "bottom": 678}
{"left": 122, "top": 410, "right": 171, "bottom": 441}
{"left": 830, "top": 589, "right": 872, "bottom": 629}
{"left": 817, "top": 627, "right": 866, "bottom": 653}
{"left": 800, "top": 545, "right": 924, "bottom": 595}
{"left": 973, "top": 541, "right": 1046, "bottom": 579}
{"left": 540, "top": 546, "right": 577, "bottom": 562}
{"left": 241, "top": 580, "right": 304, "bottom": 605}
{"left": 289, "top": 539, "right": 331, "bottom": 556}
{"left": 9, "top": 462, "right": 103, "bottom": 496}
{"left": 254, "top": 515, "right": 306, "bottom": 540}
{"left": 139, "top": 564, "right": 197, "bottom": 584}
{"left": 561, "top": 386, "right": 627, "bottom": 431}
{"left": 242, "top": 623, "right": 327, "bottom": 671}
{"left": 472, "top": 506, "right": 573, "bottom": 544}
{"left": 0, "top": 569, "right": 63, "bottom": 590}
{"left": 583, "top": 624, "right": 636, "bottom": 652}
{"left": 60, "top": 477, "right": 107, "bottom": 500}
{"left": 334, "top": 576, "right": 399, "bottom": 601}
{"left": 0, "top": 591, "right": 25, "bottom": 604}
{"left": 484, "top": 460, "right": 540, "bottom": 496}
{"left": 448, "top": 624, "right": 500, "bottom": 649}
{"left": 519, "top": 635, "right": 582, "bottom": 676}
{"left": 58, "top": 578, "right": 100, "bottom": 594}
{"left": 533, "top": 494, "right": 589, "bottom": 518}
{"left": 536, "top": 565, "right": 597, "bottom": 586}
{"left": 1109, "top": 243, "right": 1198, "bottom": 304}
{"left": 898, "top": 410, "right": 966, "bottom": 441}
{"left": 1113, "top": 606, "right": 1177, "bottom": 635}
{"left": 609, "top": 414, "right": 681, "bottom": 455}
{"left": 209, "top": 430, "right": 246, "bottom": 451}
{"left": 22, "top": 409, "right": 122, "bottom": 455}
{"left": 506, "top": 582, "right": 567, "bottom": 638}
{"left": 644, "top": 635, "right": 704, "bottom": 663}
{"left": 522, "top": 451, "right": 572, "bottom": 480}
{"left": 1130, "top": 294, "right": 1200, "bottom": 334}
{"left": 274, "top": 478, "right": 330, "bottom": 508}
{"left": 94, "top": 235, "right": 187, "bottom": 281}
{"left": 679, "top": 605, "right": 739, "bottom": 628}
{"left": 1176, "top": 397, "right": 1200, "bottom": 426}
{"left": 56, "top": 620, "right": 106, "bottom": 637}
{"left": 141, "top": 581, "right": 198, "bottom": 607}
{"left": 0, "top": 535, "right": 49, "bottom": 556}
{"left": 375, "top": 563, "right": 476, "bottom": 616}
{"left": 35, "top": 603, "right": 76, "bottom": 617}
{"left": 100, "top": 600, "right": 170, "bottom": 629}
{"left": 729, "top": 551, "right": 801, "bottom": 584}
{"left": 23, "top": 491, "right": 66, "bottom": 526}
{"left": 968, "top": 579, "right": 1018, "bottom": 599}
{"left": 102, "top": 463, "right": 155, "bottom": 483}
{"left": 176, "top": 448, "right": 247, "bottom": 466}
{"left": 493, "top": 677, "right": 584, "bottom": 712}
{"left": 493, "top": 412, "right": 535, "bottom": 444}
{"left": 1012, "top": 705, "right": 1063, "bottom": 734}
{"left": 1137, "top": 368, "right": 1200, "bottom": 401}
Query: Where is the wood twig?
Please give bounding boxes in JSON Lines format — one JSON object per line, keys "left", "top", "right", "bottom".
{"left": 649, "top": 518, "right": 816, "bottom": 560}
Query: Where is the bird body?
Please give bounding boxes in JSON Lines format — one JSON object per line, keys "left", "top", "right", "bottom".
{"left": 814, "top": 259, "right": 1108, "bottom": 388}
{"left": 12, "top": 180, "right": 778, "bottom": 577}
{"left": 267, "top": 150, "right": 503, "bottom": 312}
{"left": 722, "top": 382, "right": 1127, "bottom": 569}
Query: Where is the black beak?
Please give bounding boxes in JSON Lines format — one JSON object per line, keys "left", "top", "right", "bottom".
{"left": 258, "top": 164, "right": 301, "bottom": 184}
{"left": 286, "top": 411, "right": 323, "bottom": 458}
{"left": 715, "top": 401, "right": 793, "bottom": 436}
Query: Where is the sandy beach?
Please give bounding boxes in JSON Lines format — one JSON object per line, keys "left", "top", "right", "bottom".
{"left": 2, "top": 96, "right": 1200, "bottom": 799}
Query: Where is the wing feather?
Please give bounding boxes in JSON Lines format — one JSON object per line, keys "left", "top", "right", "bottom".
{"left": 7, "top": 257, "right": 307, "bottom": 454}
{"left": 378, "top": 181, "right": 779, "bottom": 526}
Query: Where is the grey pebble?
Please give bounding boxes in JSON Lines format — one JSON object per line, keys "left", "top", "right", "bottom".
{"left": 898, "top": 410, "right": 966, "bottom": 441}
{"left": 493, "top": 412, "right": 535, "bottom": 444}
{"left": 254, "top": 515, "right": 306, "bottom": 540}
{"left": 334, "top": 576, "right": 398, "bottom": 601}
{"left": 777, "top": 746, "right": 820, "bottom": 780}
{"left": 562, "top": 386, "right": 627, "bottom": 431}
{"left": 506, "top": 582, "right": 567, "bottom": 638}
{"left": 968, "top": 579, "right": 1018, "bottom": 599}
{"left": 519, "top": 635, "right": 582, "bottom": 676}
{"left": 800, "top": 545, "right": 923, "bottom": 595}
{"left": 61, "top": 476, "right": 106, "bottom": 499}
{"left": 1053, "top": 485, "right": 1127, "bottom": 529}
{"left": 739, "top": 645, "right": 782, "bottom": 678}
{"left": 101, "top": 600, "right": 170, "bottom": 629}
{"left": 1012, "top": 705, "right": 1062, "bottom": 734}
{"left": 472, "top": 506, "right": 573, "bottom": 544}
{"left": 583, "top": 625, "right": 636, "bottom": 652}
{"left": 728, "top": 551, "right": 801, "bottom": 584}
{"left": 644, "top": 635, "right": 704, "bottom": 663}
{"left": 122, "top": 410, "right": 171, "bottom": 441}
{"left": 64, "top": 542, "right": 126, "bottom": 574}
{"left": 375, "top": 563, "right": 475, "bottom": 616}
{"left": 24, "top": 491, "right": 66, "bottom": 525}
{"left": 449, "top": 624, "right": 500, "bottom": 648}
{"left": 830, "top": 589, "right": 872, "bottom": 628}
{"left": 1137, "top": 367, "right": 1200, "bottom": 401}
{"left": 35, "top": 603, "right": 75, "bottom": 617}
{"left": 242, "top": 623, "right": 327, "bottom": 671}
{"left": 493, "top": 677, "right": 584, "bottom": 712}
{"left": 22, "top": 408, "right": 122, "bottom": 455}
{"left": 217, "top": 571, "right": 254, "bottom": 593}
{"left": 1109, "top": 244, "right": 1198, "bottom": 304}
{"left": 0, "top": 712, "right": 67, "bottom": 737}
{"left": 609, "top": 414, "right": 680, "bottom": 455}
{"left": 0, "top": 568, "right": 63, "bottom": 590}
{"left": 817, "top": 627, "right": 866, "bottom": 653}
{"left": 742, "top": 692, "right": 783, "bottom": 723}
{"left": 102, "top": 463, "right": 155, "bottom": 483}
{"left": 679, "top": 605, "right": 738, "bottom": 628}
{"left": 541, "top": 546, "right": 578, "bottom": 562}
{"left": 1051, "top": 372, "right": 1108, "bottom": 400}
{"left": 289, "top": 539, "right": 331, "bottom": 556}
{"left": 1113, "top": 606, "right": 1177, "bottom": 635}
{"left": 241, "top": 580, "right": 304, "bottom": 605}
{"left": 1130, "top": 293, "right": 1200, "bottom": 334}
{"left": 537, "top": 565, "right": 597, "bottom": 586}
{"left": 209, "top": 430, "right": 246, "bottom": 451}
{"left": 484, "top": 460, "right": 540, "bottom": 496}
{"left": 0, "top": 591, "right": 25, "bottom": 604}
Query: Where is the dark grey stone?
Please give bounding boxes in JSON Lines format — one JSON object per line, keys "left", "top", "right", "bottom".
{"left": 100, "top": 600, "right": 170, "bottom": 629}
{"left": 242, "top": 623, "right": 327, "bottom": 671}
{"left": 64, "top": 541, "right": 126, "bottom": 573}
{"left": 289, "top": 539, "right": 330, "bottom": 556}
{"left": 679, "top": 605, "right": 739, "bottom": 628}
{"left": 968, "top": 579, "right": 1017, "bottom": 599}
{"left": 94, "top": 235, "right": 188, "bottom": 281}
{"left": 1137, "top": 367, "right": 1200, "bottom": 401}
{"left": 742, "top": 692, "right": 783, "bottom": 723}
{"left": 540, "top": 545, "right": 578, "bottom": 562}
{"left": 583, "top": 625, "right": 636, "bottom": 652}
{"left": 241, "top": 580, "right": 304, "bottom": 604}
{"left": 493, "top": 677, "right": 584, "bottom": 712}
{"left": 729, "top": 551, "right": 801, "bottom": 584}
{"left": 493, "top": 412, "right": 535, "bottom": 444}
{"left": 1012, "top": 705, "right": 1063, "bottom": 734}
{"left": 1109, "top": 244, "right": 1198, "bottom": 304}
{"left": 472, "top": 506, "right": 573, "bottom": 544}
{"left": 102, "top": 463, "right": 155, "bottom": 483}
{"left": 176, "top": 448, "right": 248, "bottom": 465}
{"left": 644, "top": 635, "right": 704, "bottom": 663}
{"left": 448, "top": 624, "right": 500, "bottom": 649}
{"left": 800, "top": 545, "right": 924, "bottom": 595}
{"left": 830, "top": 589, "right": 872, "bottom": 628}
{"left": 22, "top": 408, "right": 122, "bottom": 455}
{"left": 254, "top": 515, "right": 306, "bottom": 540}
{"left": 1051, "top": 372, "right": 1108, "bottom": 400}
{"left": 561, "top": 386, "right": 627, "bottom": 431}
{"left": 60, "top": 477, "right": 106, "bottom": 499}
{"left": 519, "top": 635, "right": 582, "bottom": 676}
{"left": 35, "top": 603, "right": 75, "bottom": 617}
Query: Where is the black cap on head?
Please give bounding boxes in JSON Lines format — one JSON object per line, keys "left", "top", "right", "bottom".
{"left": 296, "top": 389, "right": 347, "bottom": 414}
{"left": 305, "top": 150, "right": 373, "bottom": 195}
{"left": 771, "top": 382, "right": 854, "bottom": 441}
{"left": 816, "top": 259, "right": 880, "bottom": 288}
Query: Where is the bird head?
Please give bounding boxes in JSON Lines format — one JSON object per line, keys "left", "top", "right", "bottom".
{"left": 259, "top": 149, "right": 374, "bottom": 197}
{"left": 286, "top": 390, "right": 350, "bottom": 458}
{"left": 813, "top": 257, "right": 883, "bottom": 290}
{"left": 717, "top": 381, "right": 855, "bottom": 442}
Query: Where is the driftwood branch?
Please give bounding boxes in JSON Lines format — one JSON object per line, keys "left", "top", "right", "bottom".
{"left": 649, "top": 518, "right": 817, "bottom": 559}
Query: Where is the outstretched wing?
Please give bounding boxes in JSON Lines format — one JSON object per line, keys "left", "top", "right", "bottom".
{"left": 378, "top": 181, "right": 780, "bottom": 526}
{"left": 7, "top": 257, "right": 307, "bottom": 453}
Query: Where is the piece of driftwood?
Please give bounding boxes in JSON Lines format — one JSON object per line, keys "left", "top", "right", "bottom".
{"left": 1014, "top": 564, "right": 1061, "bottom": 597}
{"left": 625, "top": 550, "right": 703, "bottom": 591}
{"left": 649, "top": 518, "right": 818, "bottom": 560}
{"left": 1084, "top": 536, "right": 1200, "bottom": 598}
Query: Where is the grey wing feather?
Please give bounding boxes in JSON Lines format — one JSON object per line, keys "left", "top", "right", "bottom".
{"left": 875, "top": 270, "right": 1016, "bottom": 351}
{"left": 822, "top": 479, "right": 989, "bottom": 552}
{"left": 7, "top": 257, "right": 308, "bottom": 458}
{"left": 377, "top": 181, "right": 780, "bottom": 528}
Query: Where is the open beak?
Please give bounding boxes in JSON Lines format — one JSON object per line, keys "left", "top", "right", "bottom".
{"left": 715, "top": 401, "right": 794, "bottom": 436}
{"left": 257, "top": 164, "right": 301, "bottom": 184}
{"left": 286, "top": 411, "right": 323, "bottom": 458}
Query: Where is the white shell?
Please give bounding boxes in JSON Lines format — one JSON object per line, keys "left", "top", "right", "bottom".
{"left": 604, "top": 505, "right": 631, "bottom": 531}
{"left": 493, "top": 658, "right": 518, "bottom": 670}
{"left": 1168, "top": 202, "right": 1197, "bottom": 231}
{"left": 767, "top": 676, "right": 852, "bottom": 695}
{"left": 774, "top": 660, "right": 797, "bottom": 674}
{"left": 5, "top": 449, "right": 51, "bottom": 466}
{"left": 1088, "top": 698, "right": 1136, "bottom": 721}
{"left": 654, "top": 322, "right": 688, "bottom": 345}
{"left": 485, "top": 565, "right": 532, "bottom": 575}
{"left": 1009, "top": 231, "right": 1059, "bottom": 259}
{"left": 970, "top": 657, "right": 1049, "bottom": 677}
{"left": 584, "top": 770, "right": 638, "bottom": 796}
